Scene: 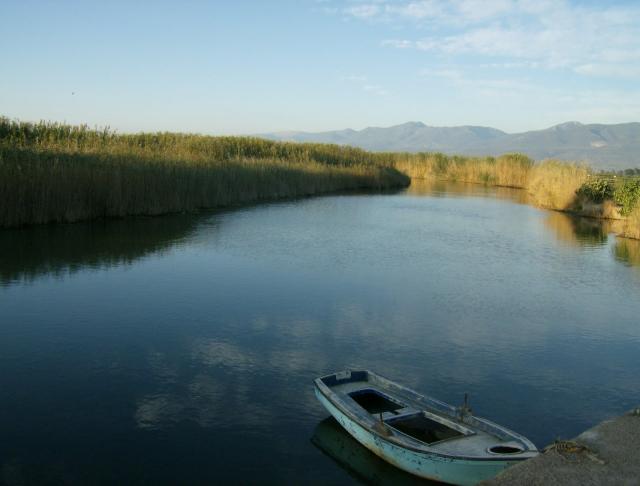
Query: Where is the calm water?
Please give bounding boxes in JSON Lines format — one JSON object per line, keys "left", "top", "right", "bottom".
{"left": 2, "top": 181, "right": 640, "bottom": 485}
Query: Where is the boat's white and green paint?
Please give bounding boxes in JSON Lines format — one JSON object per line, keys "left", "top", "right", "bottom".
{"left": 314, "top": 370, "right": 538, "bottom": 485}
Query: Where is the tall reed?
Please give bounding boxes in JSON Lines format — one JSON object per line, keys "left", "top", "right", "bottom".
{"left": 392, "top": 151, "right": 591, "bottom": 211}
{"left": 391, "top": 152, "right": 533, "bottom": 188}
{"left": 0, "top": 118, "right": 409, "bottom": 227}
{"left": 526, "top": 161, "right": 590, "bottom": 210}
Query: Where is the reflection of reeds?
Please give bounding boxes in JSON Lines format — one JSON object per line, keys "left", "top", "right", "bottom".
{"left": 543, "top": 211, "right": 614, "bottom": 247}
{"left": 0, "top": 215, "right": 199, "bottom": 284}
{"left": 0, "top": 118, "right": 409, "bottom": 227}
{"left": 406, "top": 179, "right": 530, "bottom": 205}
{"left": 620, "top": 206, "right": 640, "bottom": 240}
{"left": 614, "top": 236, "right": 640, "bottom": 267}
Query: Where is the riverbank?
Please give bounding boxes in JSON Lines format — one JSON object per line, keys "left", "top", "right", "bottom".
{"left": 2, "top": 117, "right": 639, "bottom": 237}
{"left": 394, "top": 152, "right": 640, "bottom": 239}
{"left": 0, "top": 118, "right": 409, "bottom": 227}
{"left": 482, "top": 408, "right": 640, "bottom": 485}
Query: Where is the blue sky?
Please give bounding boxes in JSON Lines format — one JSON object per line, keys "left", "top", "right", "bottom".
{"left": 1, "top": 0, "right": 639, "bottom": 134}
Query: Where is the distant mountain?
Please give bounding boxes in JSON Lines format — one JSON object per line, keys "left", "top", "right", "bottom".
{"left": 259, "top": 121, "right": 640, "bottom": 170}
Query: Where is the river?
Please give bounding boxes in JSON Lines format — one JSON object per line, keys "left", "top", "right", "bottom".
{"left": 1, "top": 181, "right": 640, "bottom": 484}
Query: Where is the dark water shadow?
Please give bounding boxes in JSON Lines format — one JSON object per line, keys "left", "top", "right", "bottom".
{"left": 311, "top": 417, "right": 435, "bottom": 486}
{"left": 0, "top": 214, "right": 203, "bottom": 285}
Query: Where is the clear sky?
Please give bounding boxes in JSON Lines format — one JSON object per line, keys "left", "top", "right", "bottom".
{"left": 1, "top": 0, "right": 639, "bottom": 134}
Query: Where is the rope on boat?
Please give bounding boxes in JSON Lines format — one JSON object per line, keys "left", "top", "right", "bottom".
{"left": 542, "top": 440, "right": 605, "bottom": 465}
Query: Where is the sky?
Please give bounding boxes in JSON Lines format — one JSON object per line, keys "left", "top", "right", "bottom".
{"left": 1, "top": 0, "right": 639, "bottom": 134}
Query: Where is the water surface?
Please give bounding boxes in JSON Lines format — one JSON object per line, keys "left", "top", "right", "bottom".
{"left": 2, "top": 181, "right": 640, "bottom": 484}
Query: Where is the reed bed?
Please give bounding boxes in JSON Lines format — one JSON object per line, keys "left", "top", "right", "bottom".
{"left": 398, "top": 151, "right": 640, "bottom": 239}
{"left": 392, "top": 152, "right": 533, "bottom": 188}
{"left": 0, "top": 118, "right": 409, "bottom": 227}
{"left": 526, "top": 161, "right": 590, "bottom": 210}
{"left": 3, "top": 117, "right": 639, "bottom": 239}
{"left": 392, "top": 151, "right": 591, "bottom": 211}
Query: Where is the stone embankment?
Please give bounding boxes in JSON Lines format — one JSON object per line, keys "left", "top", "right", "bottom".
{"left": 483, "top": 408, "right": 640, "bottom": 486}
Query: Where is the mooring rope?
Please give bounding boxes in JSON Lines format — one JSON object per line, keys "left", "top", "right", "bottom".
{"left": 542, "top": 440, "right": 605, "bottom": 465}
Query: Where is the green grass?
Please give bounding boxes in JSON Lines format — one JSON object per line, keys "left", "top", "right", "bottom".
{"left": 0, "top": 117, "right": 409, "bottom": 227}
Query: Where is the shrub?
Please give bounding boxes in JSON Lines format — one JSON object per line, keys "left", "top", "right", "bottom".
{"left": 614, "top": 179, "right": 640, "bottom": 216}
{"left": 576, "top": 177, "right": 614, "bottom": 203}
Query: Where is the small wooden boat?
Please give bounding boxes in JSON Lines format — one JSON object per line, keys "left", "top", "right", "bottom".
{"left": 314, "top": 370, "right": 538, "bottom": 485}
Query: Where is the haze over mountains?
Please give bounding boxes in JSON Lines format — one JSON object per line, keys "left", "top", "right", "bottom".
{"left": 261, "top": 121, "right": 640, "bottom": 170}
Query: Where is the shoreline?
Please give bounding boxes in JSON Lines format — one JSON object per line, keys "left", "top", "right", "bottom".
{"left": 409, "top": 177, "right": 639, "bottom": 240}
{"left": 2, "top": 117, "right": 638, "bottom": 235}
{"left": 482, "top": 408, "right": 640, "bottom": 485}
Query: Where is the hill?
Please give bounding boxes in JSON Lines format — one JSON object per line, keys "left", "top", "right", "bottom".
{"left": 261, "top": 121, "right": 640, "bottom": 171}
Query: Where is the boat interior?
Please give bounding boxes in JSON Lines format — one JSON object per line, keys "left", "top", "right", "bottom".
{"left": 348, "top": 387, "right": 471, "bottom": 445}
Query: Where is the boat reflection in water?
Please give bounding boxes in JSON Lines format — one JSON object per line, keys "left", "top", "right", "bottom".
{"left": 312, "top": 417, "right": 434, "bottom": 486}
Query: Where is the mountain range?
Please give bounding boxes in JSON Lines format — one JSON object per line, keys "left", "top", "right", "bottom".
{"left": 260, "top": 121, "right": 640, "bottom": 170}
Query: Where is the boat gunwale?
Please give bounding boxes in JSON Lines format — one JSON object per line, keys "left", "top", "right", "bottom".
{"left": 314, "top": 369, "right": 538, "bottom": 461}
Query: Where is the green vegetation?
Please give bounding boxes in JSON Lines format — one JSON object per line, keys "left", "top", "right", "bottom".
{"left": 576, "top": 177, "right": 615, "bottom": 204}
{"left": 0, "top": 118, "right": 409, "bottom": 227}
{"left": 613, "top": 179, "right": 640, "bottom": 216}
{"left": 613, "top": 168, "right": 640, "bottom": 177}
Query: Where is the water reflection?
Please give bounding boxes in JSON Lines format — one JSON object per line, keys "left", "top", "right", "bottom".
{"left": 406, "top": 179, "right": 529, "bottom": 205}
{"left": 2, "top": 182, "right": 636, "bottom": 287}
{"left": 409, "top": 180, "right": 638, "bottom": 257}
{"left": 543, "top": 212, "right": 615, "bottom": 248}
{"left": 0, "top": 215, "right": 201, "bottom": 285}
{"left": 311, "top": 418, "right": 432, "bottom": 486}
{"left": 614, "top": 237, "right": 640, "bottom": 267}
{"left": 2, "top": 182, "right": 640, "bottom": 484}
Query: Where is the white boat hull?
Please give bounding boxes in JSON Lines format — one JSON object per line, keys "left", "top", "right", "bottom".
{"left": 314, "top": 371, "right": 536, "bottom": 486}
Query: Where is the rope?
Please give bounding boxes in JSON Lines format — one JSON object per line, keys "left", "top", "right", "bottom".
{"left": 543, "top": 440, "right": 605, "bottom": 465}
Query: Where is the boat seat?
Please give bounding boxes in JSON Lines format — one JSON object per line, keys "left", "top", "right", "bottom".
{"left": 380, "top": 407, "right": 416, "bottom": 421}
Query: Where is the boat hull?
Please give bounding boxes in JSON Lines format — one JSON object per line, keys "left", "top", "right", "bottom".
{"left": 315, "top": 387, "right": 518, "bottom": 486}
